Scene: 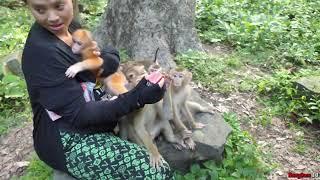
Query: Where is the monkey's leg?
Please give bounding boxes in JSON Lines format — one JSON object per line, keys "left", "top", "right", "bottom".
{"left": 182, "top": 102, "right": 206, "bottom": 130}
{"left": 161, "top": 120, "right": 186, "bottom": 150}
{"left": 104, "top": 72, "right": 129, "bottom": 95}
{"left": 172, "top": 103, "right": 192, "bottom": 139}
{"left": 155, "top": 103, "right": 186, "bottom": 150}
{"left": 118, "top": 116, "right": 129, "bottom": 140}
{"left": 133, "top": 109, "right": 164, "bottom": 169}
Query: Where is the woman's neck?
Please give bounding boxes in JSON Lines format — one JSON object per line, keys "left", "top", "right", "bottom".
{"left": 57, "top": 31, "right": 73, "bottom": 46}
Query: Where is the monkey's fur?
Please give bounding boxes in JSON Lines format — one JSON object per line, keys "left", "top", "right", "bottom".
{"left": 166, "top": 68, "right": 215, "bottom": 149}
{"left": 119, "top": 61, "right": 185, "bottom": 169}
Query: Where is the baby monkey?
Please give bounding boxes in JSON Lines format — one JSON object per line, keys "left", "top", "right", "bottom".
{"left": 65, "top": 29, "right": 103, "bottom": 78}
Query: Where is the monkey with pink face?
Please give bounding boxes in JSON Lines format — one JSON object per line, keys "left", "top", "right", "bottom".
{"left": 167, "top": 67, "right": 215, "bottom": 150}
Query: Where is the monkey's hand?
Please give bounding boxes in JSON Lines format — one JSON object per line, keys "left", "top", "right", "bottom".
{"left": 90, "top": 41, "right": 101, "bottom": 56}
{"left": 180, "top": 129, "right": 192, "bottom": 139}
{"left": 65, "top": 63, "right": 84, "bottom": 78}
{"left": 149, "top": 152, "right": 165, "bottom": 170}
{"left": 193, "top": 122, "right": 206, "bottom": 129}
{"left": 184, "top": 138, "right": 196, "bottom": 150}
{"left": 172, "top": 140, "right": 186, "bottom": 150}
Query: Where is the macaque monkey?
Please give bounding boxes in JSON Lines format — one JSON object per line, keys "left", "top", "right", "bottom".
{"left": 168, "top": 68, "right": 215, "bottom": 149}
{"left": 65, "top": 29, "right": 103, "bottom": 78}
{"left": 119, "top": 61, "right": 186, "bottom": 169}
{"left": 121, "top": 61, "right": 148, "bottom": 89}
{"left": 67, "top": 29, "right": 129, "bottom": 97}
{"left": 103, "top": 67, "right": 129, "bottom": 96}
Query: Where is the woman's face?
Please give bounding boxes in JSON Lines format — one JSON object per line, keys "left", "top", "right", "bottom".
{"left": 26, "top": 0, "right": 73, "bottom": 36}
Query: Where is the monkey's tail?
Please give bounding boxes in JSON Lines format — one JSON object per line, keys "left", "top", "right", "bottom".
{"left": 154, "top": 48, "right": 160, "bottom": 63}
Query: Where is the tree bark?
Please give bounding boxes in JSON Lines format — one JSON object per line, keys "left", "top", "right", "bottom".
{"left": 94, "top": 0, "right": 203, "bottom": 69}
{"left": 72, "top": 0, "right": 80, "bottom": 22}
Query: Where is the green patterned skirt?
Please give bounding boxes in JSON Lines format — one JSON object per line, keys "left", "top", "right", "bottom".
{"left": 59, "top": 131, "right": 174, "bottom": 180}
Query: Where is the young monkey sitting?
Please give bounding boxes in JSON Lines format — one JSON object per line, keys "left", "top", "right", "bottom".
{"left": 66, "top": 29, "right": 129, "bottom": 96}
{"left": 66, "top": 29, "right": 104, "bottom": 78}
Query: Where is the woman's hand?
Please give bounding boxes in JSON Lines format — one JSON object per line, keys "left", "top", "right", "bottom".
{"left": 145, "top": 71, "right": 165, "bottom": 88}
{"left": 133, "top": 75, "right": 167, "bottom": 106}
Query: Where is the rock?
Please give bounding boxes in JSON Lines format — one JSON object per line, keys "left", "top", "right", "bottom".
{"left": 1, "top": 51, "right": 24, "bottom": 78}
{"left": 157, "top": 90, "right": 232, "bottom": 173}
{"left": 15, "top": 161, "right": 30, "bottom": 168}
{"left": 295, "top": 76, "right": 320, "bottom": 96}
{"left": 53, "top": 170, "right": 76, "bottom": 180}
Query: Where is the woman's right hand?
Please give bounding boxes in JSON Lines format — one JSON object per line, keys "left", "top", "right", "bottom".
{"left": 134, "top": 76, "right": 166, "bottom": 106}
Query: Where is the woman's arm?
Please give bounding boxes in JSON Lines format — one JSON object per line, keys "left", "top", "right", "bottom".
{"left": 23, "top": 45, "right": 164, "bottom": 129}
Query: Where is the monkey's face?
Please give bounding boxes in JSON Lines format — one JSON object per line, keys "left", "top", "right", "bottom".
{"left": 125, "top": 65, "right": 147, "bottom": 87}
{"left": 171, "top": 72, "right": 184, "bottom": 87}
{"left": 71, "top": 37, "right": 83, "bottom": 54}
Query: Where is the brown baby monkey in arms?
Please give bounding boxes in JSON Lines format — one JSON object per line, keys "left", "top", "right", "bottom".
{"left": 65, "top": 29, "right": 103, "bottom": 78}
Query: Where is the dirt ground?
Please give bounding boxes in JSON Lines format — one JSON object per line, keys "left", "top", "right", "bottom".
{"left": 0, "top": 122, "right": 33, "bottom": 179}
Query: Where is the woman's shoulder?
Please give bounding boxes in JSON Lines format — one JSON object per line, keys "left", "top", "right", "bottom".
{"left": 24, "top": 23, "right": 59, "bottom": 50}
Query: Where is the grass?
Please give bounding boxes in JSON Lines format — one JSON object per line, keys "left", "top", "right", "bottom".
{"left": 12, "top": 154, "right": 53, "bottom": 180}
{"left": 175, "top": 113, "right": 272, "bottom": 179}
{"left": 175, "top": 51, "right": 261, "bottom": 94}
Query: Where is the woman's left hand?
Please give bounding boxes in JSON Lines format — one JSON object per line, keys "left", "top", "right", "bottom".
{"left": 145, "top": 71, "right": 165, "bottom": 88}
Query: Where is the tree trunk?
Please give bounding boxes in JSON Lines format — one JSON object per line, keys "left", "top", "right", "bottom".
{"left": 93, "top": 0, "right": 203, "bottom": 69}
{"left": 72, "top": 0, "right": 80, "bottom": 21}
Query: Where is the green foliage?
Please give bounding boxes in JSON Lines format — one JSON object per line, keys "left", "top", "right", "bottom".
{"left": 0, "top": 0, "right": 24, "bottom": 9}
{"left": 119, "top": 49, "right": 130, "bottom": 62}
{"left": 196, "top": 0, "right": 320, "bottom": 125}
{"left": 175, "top": 113, "right": 271, "bottom": 179}
{"left": 257, "top": 69, "right": 320, "bottom": 123}
{"left": 78, "top": 0, "right": 107, "bottom": 30}
{"left": 175, "top": 51, "right": 258, "bottom": 94}
{"left": 0, "top": 6, "right": 32, "bottom": 57}
{"left": 0, "top": 74, "right": 30, "bottom": 135}
{"left": 196, "top": 0, "right": 320, "bottom": 67}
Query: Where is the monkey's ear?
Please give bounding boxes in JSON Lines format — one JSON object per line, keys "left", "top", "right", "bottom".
{"left": 138, "top": 65, "right": 145, "bottom": 72}
{"left": 121, "top": 63, "right": 129, "bottom": 72}
{"left": 119, "top": 65, "right": 123, "bottom": 71}
{"left": 187, "top": 71, "right": 192, "bottom": 79}
{"left": 185, "top": 71, "right": 192, "bottom": 82}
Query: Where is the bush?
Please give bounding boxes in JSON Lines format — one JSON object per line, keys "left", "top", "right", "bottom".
{"left": 196, "top": 0, "right": 320, "bottom": 67}
{"left": 0, "top": 74, "right": 29, "bottom": 135}
{"left": 257, "top": 69, "right": 320, "bottom": 123}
